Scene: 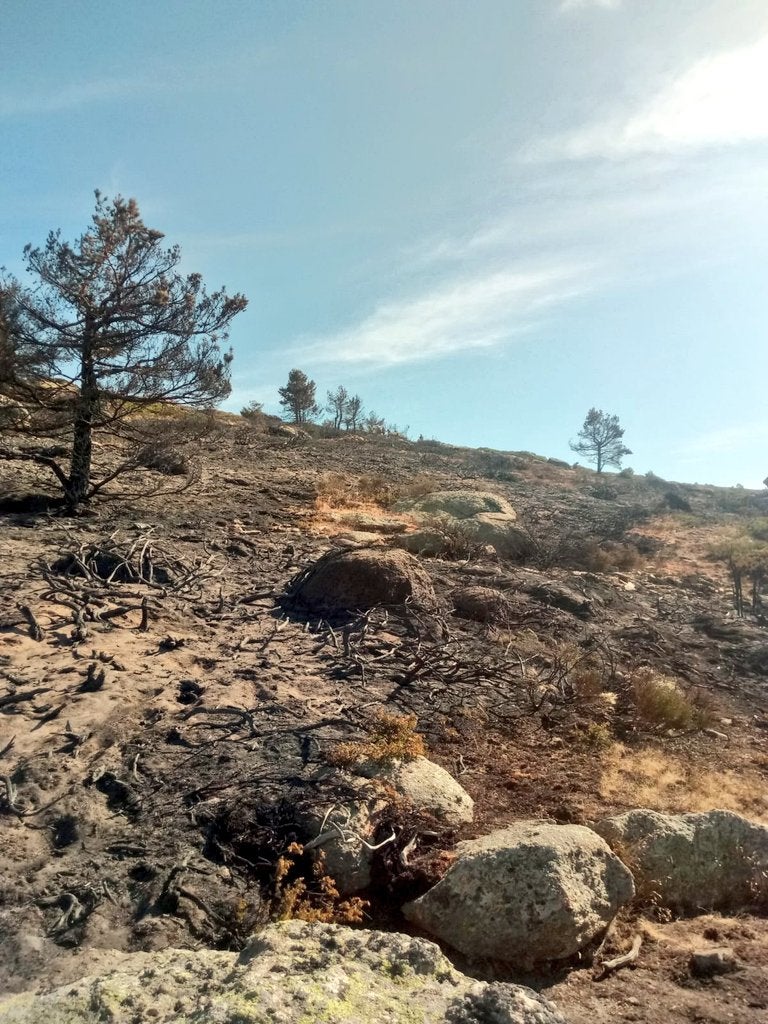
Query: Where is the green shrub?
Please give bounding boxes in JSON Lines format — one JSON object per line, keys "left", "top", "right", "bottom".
{"left": 631, "top": 668, "right": 713, "bottom": 731}
{"left": 664, "top": 490, "right": 692, "bottom": 512}
{"left": 579, "top": 722, "right": 613, "bottom": 751}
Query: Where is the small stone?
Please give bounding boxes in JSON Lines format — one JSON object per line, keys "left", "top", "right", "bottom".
{"left": 690, "top": 947, "right": 739, "bottom": 977}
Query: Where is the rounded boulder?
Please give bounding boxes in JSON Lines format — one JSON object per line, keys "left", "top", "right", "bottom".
{"left": 452, "top": 586, "right": 516, "bottom": 624}
{"left": 403, "top": 822, "right": 635, "bottom": 967}
{"left": 288, "top": 547, "right": 438, "bottom": 615}
{"left": 592, "top": 808, "right": 768, "bottom": 912}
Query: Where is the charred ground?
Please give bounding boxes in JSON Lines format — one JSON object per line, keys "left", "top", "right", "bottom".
{"left": 1, "top": 420, "right": 767, "bottom": 1023}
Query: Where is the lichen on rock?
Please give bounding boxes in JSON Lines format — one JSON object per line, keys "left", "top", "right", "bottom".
{"left": 0, "top": 921, "right": 568, "bottom": 1024}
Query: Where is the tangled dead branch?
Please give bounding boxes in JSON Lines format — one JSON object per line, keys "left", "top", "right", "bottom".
{"left": 44, "top": 530, "right": 222, "bottom": 596}
{"left": 28, "top": 531, "right": 225, "bottom": 634}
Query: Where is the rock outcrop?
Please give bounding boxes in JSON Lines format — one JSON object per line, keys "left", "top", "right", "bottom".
{"left": 0, "top": 921, "right": 568, "bottom": 1024}
{"left": 592, "top": 808, "right": 768, "bottom": 911}
{"left": 269, "top": 423, "right": 309, "bottom": 439}
{"left": 394, "top": 490, "right": 529, "bottom": 558}
{"left": 524, "top": 580, "right": 592, "bottom": 619}
{"left": 355, "top": 755, "right": 474, "bottom": 826}
{"left": 287, "top": 547, "right": 438, "bottom": 616}
{"left": 404, "top": 822, "right": 635, "bottom": 966}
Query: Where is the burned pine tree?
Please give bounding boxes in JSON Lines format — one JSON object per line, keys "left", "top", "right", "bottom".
{"left": 0, "top": 192, "right": 247, "bottom": 508}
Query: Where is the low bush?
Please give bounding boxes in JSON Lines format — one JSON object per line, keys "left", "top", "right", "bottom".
{"left": 329, "top": 711, "right": 426, "bottom": 767}
{"left": 579, "top": 722, "right": 614, "bottom": 751}
{"left": 591, "top": 483, "right": 619, "bottom": 501}
{"left": 135, "top": 442, "right": 191, "bottom": 476}
{"left": 527, "top": 532, "right": 643, "bottom": 573}
{"left": 746, "top": 518, "right": 768, "bottom": 542}
{"left": 315, "top": 472, "right": 434, "bottom": 509}
{"left": 664, "top": 490, "right": 692, "bottom": 512}
{"left": 419, "top": 515, "right": 489, "bottom": 561}
{"left": 631, "top": 667, "right": 713, "bottom": 731}
{"left": 466, "top": 448, "right": 523, "bottom": 480}
{"left": 393, "top": 474, "right": 436, "bottom": 502}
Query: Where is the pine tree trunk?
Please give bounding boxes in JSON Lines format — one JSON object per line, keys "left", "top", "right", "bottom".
{"left": 65, "top": 323, "right": 97, "bottom": 508}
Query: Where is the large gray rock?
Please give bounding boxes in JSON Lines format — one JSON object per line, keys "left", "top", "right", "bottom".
{"left": 395, "top": 490, "right": 529, "bottom": 559}
{"left": 404, "top": 822, "right": 635, "bottom": 966}
{"left": 0, "top": 921, "right": 568, "bottom": 1024}
{"left": 395, "top": 490, "right": 518, "bottom": 521}
{"left": 303, "top": 758, "right": 473, "bottom": 893}
{"left": 592, "top": 808, "right": 768, "bottom": 911}
{"left": 525, "top": 581, "right": 592, "bottom": 619}
{"left": 269, "top": 422, "right": 309, "bottom": 439}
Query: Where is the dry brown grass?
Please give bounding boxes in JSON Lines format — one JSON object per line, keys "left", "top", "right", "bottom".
{"left": 599, "top": 745, "right": 768, "bottom": 822}
{"left": 314, "top": 471, "right": 437, "bottom": 511}
{"left": 635, "top": 515, "right": 733, "bottom": 582}
{"left": 329, "top": 711, "right": 426, "bottom": 767}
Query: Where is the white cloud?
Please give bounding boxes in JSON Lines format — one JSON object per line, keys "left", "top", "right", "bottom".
{"left": 534, "top": 33, "right": 768, "bottom": 158}
{"left": 295, "top": 263, "right": 594, "bottom": 368}
{"left": 0, "top": 77, "right": 149, "bottom": 118}
{"left": 558, "top": 0, "right": 621, "bottom": 11}
{"left": 673, "top": 421, "right": 768, "bottom": 460}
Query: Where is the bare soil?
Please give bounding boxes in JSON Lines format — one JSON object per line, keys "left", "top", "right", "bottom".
{"left": 1, "top": 425, "right": 767, "bottom": 1022}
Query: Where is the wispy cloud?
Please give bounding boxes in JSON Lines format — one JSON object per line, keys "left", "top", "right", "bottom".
{"left": 558, "top": 0, "right": 621, "bottom": 12}
{"left": 295, "top": 262, "right": 595, "bottom": 368}
{"left": 0, "top": 77, "right": 150, "bottom": 118}
{"left": 673, "top": 421, "right": 768, "bottom": 460}
{"left": 532, "top": 33, "right": 768, "bottom": 159}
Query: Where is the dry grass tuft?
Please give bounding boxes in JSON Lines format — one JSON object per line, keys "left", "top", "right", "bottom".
{"left": 315, "top": 472, "right": 437, "bottom": 511}
{"left": 329, "top": 711, "right": 426, "bottom": 767}
{"left": 631, "top": 667, "right": 714, "bottom": 731}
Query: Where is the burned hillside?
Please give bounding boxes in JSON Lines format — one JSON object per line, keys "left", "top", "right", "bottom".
{"left": 1, "top": 423, "right": 768, "bottom": 1023}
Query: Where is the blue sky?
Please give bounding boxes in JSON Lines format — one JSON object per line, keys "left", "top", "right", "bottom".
{"left": 2, "top": 0, "right": 768, "bottom": 485}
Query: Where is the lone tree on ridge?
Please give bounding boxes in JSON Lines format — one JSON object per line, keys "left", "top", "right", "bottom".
{"left": 570, "top": 408, "right": 631, "bottom": 474}
{"left": 278, "top": 368, "right": 318, "bottom": 424}
{"left": 0, "top": 192, "right": 247, "bottom": 508}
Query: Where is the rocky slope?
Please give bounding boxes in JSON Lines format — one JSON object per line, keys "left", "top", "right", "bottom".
{"left": 1, "top": 423, "right": 767, "bottom": 1022}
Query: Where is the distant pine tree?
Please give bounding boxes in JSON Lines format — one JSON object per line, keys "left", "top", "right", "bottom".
{"left": 278, "top": 369, "right": 318, "bottom": 424}
{"left": 570, "top": 408, "right": 631, "bottom": 473}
